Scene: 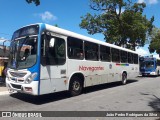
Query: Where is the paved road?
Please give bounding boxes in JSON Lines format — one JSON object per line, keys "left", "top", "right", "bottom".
{"left": 0, "top": 76, "right": 160, "bottom": 120}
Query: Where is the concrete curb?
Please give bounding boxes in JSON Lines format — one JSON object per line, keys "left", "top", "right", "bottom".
{"left": 0, "top": 91, "right": 9, "bottom": 96}
{"left": 0, "top": 86, "right": 9, "bottom": 96}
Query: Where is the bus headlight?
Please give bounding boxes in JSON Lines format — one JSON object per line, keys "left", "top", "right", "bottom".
{"left": 25, "top": 72, "right": 37, "bottom": 84}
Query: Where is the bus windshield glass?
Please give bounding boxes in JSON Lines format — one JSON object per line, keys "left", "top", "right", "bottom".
{"left": 8, "top": 25, "right": 39, "bottom": 69}
{"left": 146, "top": 61, "right": 154, "bottom": 69}
{"left": 140, "top": 61, "right": 154, "bottom": 69}
{"left": 8, "top": 36, "right": 38, "bottom": 69}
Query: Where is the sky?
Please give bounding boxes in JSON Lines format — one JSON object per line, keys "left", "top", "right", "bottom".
{"left": 0, "top": 0, "right": 160, "bottom": 57}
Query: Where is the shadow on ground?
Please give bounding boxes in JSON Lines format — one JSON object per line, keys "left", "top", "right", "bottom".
{"left": 149, "top": 96, "right": 160, "bottom": 120}
{"left": 83, "top": 79, "right": 138, "bottom": 94}
{"left": 148, "top": 95, "right": 160, "bottom": 111}
{"left": 10, "top": 79, "right": 138, "bottom": 105}
{"left": 140, "top": 92, "right": 160, "bottom": 111}
{"left": 140, "top": 92, "right": 160, "bottom": 120}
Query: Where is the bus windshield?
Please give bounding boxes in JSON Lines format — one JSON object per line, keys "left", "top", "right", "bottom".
{"left": 8, "top": 36, "right": 37, "bottom": 69}
{"left": 146, "top": 61, "right": 154, "bottom": 69}
{"left": 140, "top": 61, "right": 154, "bottom": 69}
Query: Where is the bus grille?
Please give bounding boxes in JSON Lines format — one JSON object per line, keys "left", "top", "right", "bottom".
{"left": 11, "top": 84, "right": 22, "bottom": 89}
{"left": 10, "top": 72, "right": 27, "bottom": 77}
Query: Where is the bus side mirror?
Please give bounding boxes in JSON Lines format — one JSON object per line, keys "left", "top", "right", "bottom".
{"left": 49, "top": 38, "right": 55, "bottom": 47}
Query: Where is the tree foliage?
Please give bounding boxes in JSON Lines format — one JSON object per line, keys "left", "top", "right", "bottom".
{"left": 148, "top": 28, "right": 160, "bottom": 55}
{"left": 26, "top": 0, "right": 40, "bottom": 6}
{"left": 80, "top": 0, "right": 154, "bottom": 50}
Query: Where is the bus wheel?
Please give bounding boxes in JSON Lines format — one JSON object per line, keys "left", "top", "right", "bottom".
{"left": 122, "top": 73, "right": 127, "bottom": 85}
{"left": 69, "top": 76, "right": 83, "bottom": 96}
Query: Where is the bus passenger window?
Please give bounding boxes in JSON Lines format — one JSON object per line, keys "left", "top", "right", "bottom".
{"left": 128, "top": 53, "right": 134, "bottom": 64}
{"left": 85, "top": 41, "right": 98, "bottom": 61}
{"left": 67, "top": 37, "right": 84, "bottom": 60}
{"left": 100, "top": 45, "right": 111, "bottom": 62}
{"left": 111, "top": 48, "right": 120, "bottom": 63}
{"left": 121, "top": 50, "right": 128, "bottom": 63}
{"left": 133, "top": 54, "right": 138, "bottom": 64}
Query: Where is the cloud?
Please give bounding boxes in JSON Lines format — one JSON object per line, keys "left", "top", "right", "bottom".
{"left": 137, "top": 0, "right": 158, "bottom": 4}
{"left": 137, "top": 0, "right": 145, "bottom": 3}
{"left": 136, "top": 48, "right": 149, "bottom": 56}
{"left": 148, "top": 0, "right": 158, "bottom": 4}
{"left": 35, "top": 11, "right": 57, "bottom": 23}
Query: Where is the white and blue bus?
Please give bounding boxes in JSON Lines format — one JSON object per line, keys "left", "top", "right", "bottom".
{"left": 139, "top": 56, "right": 160, "bottom": 76}
{"left": 6, "top": 23, "right": 139, "bottom": 96}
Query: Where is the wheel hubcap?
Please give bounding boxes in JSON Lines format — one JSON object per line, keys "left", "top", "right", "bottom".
{"left": 73, "top": 81, "right": 80, "bottom": 91}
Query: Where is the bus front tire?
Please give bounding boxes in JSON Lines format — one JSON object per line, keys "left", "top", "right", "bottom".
{"left": 69, "top": 76, "right": 83, "bottom": 96}
{"left": 122, "top": 73, "right": 127, "bottom": 85}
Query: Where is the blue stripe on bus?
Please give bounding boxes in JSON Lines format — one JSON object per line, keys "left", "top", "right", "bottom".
{"left": 38, "top": 23, "right": 46, "bottom": 95}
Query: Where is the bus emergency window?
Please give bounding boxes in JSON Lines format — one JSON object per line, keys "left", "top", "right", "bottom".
{"left": 133, "top": 54, "right": 138, "bottom": 64}
{"left": 100, "top": 45, "right": 111, "bottom": 62}
{"left": 111, "top": 48, "right": 120, "bottom": 63}
{"left": 121, "top": 50, "right": 128, "bottom": 63}
{"left": 67, "top": 37, "right": 84, "bottom": 60}
{"left": 85, "top": 41, "right": 98, "bottom": 61}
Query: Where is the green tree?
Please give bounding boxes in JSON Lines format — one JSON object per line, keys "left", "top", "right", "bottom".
{"left": 148, "top": 28, "right": 160, "bottom": 55}
{"left": 26, "top": 0, "right": 40, "bottom": 6}
{"left": 80, "top": 0, "right": 154, "bottom": 50}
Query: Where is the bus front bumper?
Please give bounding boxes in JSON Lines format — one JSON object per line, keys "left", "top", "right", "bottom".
{"left": 6, "top": 78, "right": 39, "bottom": 95}
{"left": 140, "top": 72, "right": 156, "bottom": 76}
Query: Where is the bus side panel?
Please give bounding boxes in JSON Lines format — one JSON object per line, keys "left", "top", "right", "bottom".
{"left": 67, "top": 60, "right": 135, "bottom": 87}
{"left": 108, "top": 63, "right": 120, "bottom": 82}
{"left": 68, "top": 59, "right": 107, "bottom": 87}
{"left": 127, "top": 64, "right": 139, "bottom": 79}
{"left": 68, "top": 59, "right": 139, "bottom": 88}
{"left": 39, "top": 65, "right": 68, "bottom": 95}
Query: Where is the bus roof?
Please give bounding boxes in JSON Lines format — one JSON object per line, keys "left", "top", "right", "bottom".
{"left": 19, "top": 23, "right": 139, "bottom": 55}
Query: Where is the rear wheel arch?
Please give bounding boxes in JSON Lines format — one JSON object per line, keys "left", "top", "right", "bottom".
{"left": 68, "top": 73, "right": 85, "bottom": 96}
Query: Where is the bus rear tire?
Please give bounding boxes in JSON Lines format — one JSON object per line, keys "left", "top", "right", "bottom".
{"left": 69, "top": 76, "right": 83, "bottom": 96}
{"left": 122, "top": 73, "right": 127, "bottom": 85}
